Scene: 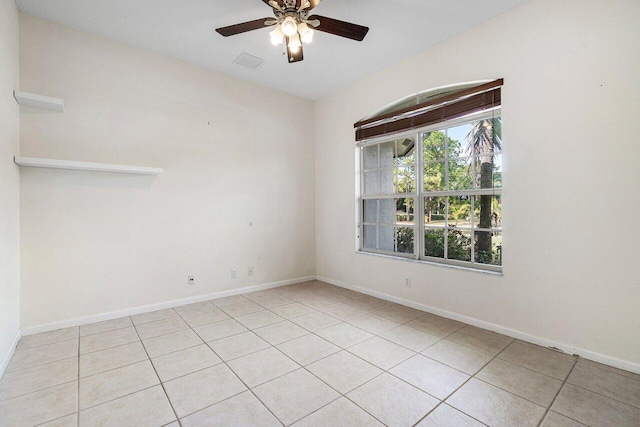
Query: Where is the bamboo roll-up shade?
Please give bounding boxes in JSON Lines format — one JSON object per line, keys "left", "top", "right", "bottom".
{"left": 355, "top": 79, "right": 502, "bottom": 141}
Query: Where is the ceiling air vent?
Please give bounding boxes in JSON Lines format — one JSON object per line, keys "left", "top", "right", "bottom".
{"left": 233, "top": 53, "right": 264, "bottom": 70}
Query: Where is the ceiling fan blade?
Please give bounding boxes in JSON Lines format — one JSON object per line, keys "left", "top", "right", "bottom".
{"left": 307, "top": 15, "right": 369, "bottom": 41}
{"left": 285, "top": 36, "right": 304, "bottom": 63}
{"left": 216, "top": 18, "right": 275, "bottom": 37}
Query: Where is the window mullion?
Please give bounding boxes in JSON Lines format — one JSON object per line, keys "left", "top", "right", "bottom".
{"left": 416, "top": 131, "right": 424, "bottom": 260}
{"left": 471, "top": 196, "right": 475, "bottom": 264}
{"left": 375, "top": 142, "right": 380, "bottom": 251}
{"left": 444, "top": 128, "right": 450, "bottom": 192}
{"left": 444, "top": 196, "right": 449, "bottom": 260}
{"left": 359, "top": 146, "right": 364, "bottom": 251}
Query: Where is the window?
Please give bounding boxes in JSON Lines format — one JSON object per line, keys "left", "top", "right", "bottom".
{"left": 356, "top": 80, "right": 503, "bottom": 272}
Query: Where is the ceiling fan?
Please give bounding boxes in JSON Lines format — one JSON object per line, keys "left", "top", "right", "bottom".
{"left": 215, "top": 0, "right": 369, "bottom": 64}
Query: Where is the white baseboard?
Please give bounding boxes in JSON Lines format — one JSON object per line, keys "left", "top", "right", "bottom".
{"left": 21, "top": 275, "right": 316, "bottom": 336}
{"left": 0, "top": 329, "right": 22, "bottom": 380}
{"left": 317, "top": 275, "right": 640, "bottom": 375}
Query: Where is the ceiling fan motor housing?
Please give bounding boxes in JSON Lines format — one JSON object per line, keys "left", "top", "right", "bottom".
{"left": 273, "top": 1, "right": 309, "bottom": 22}
{"left": 283, "top": 0, "right": 297, "bottom": 10}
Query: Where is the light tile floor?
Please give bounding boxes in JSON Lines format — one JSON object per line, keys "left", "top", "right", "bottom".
{"left": 2, "top": 280, "right": 639, "bottom": 426}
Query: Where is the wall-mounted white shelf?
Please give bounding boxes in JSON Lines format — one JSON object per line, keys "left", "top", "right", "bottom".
{"left": 13, "top": 91, "right": 64, "bottom": 112}
{"left": 14, "top": 157, "right": 163, "bottom": 175}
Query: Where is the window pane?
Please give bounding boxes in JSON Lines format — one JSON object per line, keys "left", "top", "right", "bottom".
{"left": 381, "top": 168, "right": 394, "bottom": 194}
{"left": 396, "top": 227, "right": 414, "bottom": 254}
{"left": 449, "top": 157, "right": 474, "bottom": 191}
{"left": 424, "top": 196, "right": 446, "bottom": 226}
{"left": 466, "top": 118, "right": 502, "bottom": 156}
{"left": 471, "top": 155, "right": 502, "bottom": 190}
{"left": 379, "top": 141, "right": 395, "bottom": 167}
{"left": 424, "top": 162, "right": 445, "bottom": 191}
{"left": 424, "top": 228, "right": 445, "bottom": 258}
{"left": 448, "top": 196, "right": 472, "bottom": 228}
{"left": 447, "top": 229, "right": 471, "bottom": 262}
{"left": 474, "top": 195, "right": 501, "bottom": 229}
{"left": 364, "top": 171, "right": 380, "bottom": 195}
{"left": 395, "top": 198, "right": 414, "bottom": 225}
{"left": 422, "top": 131, "right": 446, "bottom": 162}
{"left": 475, "top": 157, "right": 497, "bottom": 190}
{"left": 363, "top": 145, "right": 378, "bottom": 170}
{"left": 363, "top": 199, "right": 377, "bottom": 223}
{"left": 493, "top": 154, "right": 502, "bottom": 189}
{"left": 396, "top": 137, "right": 416, "bottom": 165}
{"left": 447, "top": 123, "right": 471, "bottom": 158}
{"left": 493, "top": 195, "right": 502, "bottom": 229}
{"left": 379, "top": 198, "right": 395, "bottom": 224}
{"left": 363, "top": 225, "right": 376, "bottom": 249}
{"left": 378, "top": 226, "right": 395, "bottom": 252}
{"left": 475, "top": 231, "right": 502, "bottom": 265}
{"left": 396, "top": 166, "right": 416, "bottom": 193}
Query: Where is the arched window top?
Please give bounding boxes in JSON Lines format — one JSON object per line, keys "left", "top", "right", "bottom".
{"left": 361, "top": 81, "right": 490, "bottom": 123}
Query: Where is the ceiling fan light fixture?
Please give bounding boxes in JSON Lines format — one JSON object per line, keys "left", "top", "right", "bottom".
{"left": 288, "top": 33, "right": 302, "bottom": 53}
{"left": 281, "top": 16, "right": 298, "bottom": 37}
{"left": 270, "top": 25, "right": 284, "bottom": 45}
{"left": 298, "top": 22, "right": 314, "bottom": 43}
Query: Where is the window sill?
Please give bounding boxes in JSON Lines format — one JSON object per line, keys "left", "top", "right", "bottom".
{"left": 355, "top": 250, "right": 503, "bottom": 276}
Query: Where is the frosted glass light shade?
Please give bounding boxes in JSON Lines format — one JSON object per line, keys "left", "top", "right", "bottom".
{"left": 281, "top": 16, "right": 298, "bottom": 36}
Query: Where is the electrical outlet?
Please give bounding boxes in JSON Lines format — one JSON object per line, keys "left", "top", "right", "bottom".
{"left": 404, "top": 277, "right": 411, "bottom": 288}
{"left": 248, "top": 267, "right": 254, "bottom": 276}
{"left": 231, "top": 269, "right": 238, "bottom": 279}
{"left": 187, "top": 275, "right": 195, "bottom": 286}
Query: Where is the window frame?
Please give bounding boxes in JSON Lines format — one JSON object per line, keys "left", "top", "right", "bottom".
{"left": 357, "top": 108, "right": 502, "bottom": 273}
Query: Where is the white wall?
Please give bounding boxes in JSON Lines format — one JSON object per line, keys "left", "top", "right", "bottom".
{"left": 0, "top": 0, "right": 21, "bottom": 373}
{"left": 19, "top": 14, "right": 316, "bottom": 329}
{"left": 315, "top": 0, "right": 640, "bottom": 368}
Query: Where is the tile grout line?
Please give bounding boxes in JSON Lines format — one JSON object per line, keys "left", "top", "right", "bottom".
{"left": 410, "top": 335, "right": 516, "bottom": 426}
{"left": 31, "top": 413, "right": 78, "bottom": 427}
{"left": 13, "top": 335, "right": 79, "bottom": 353}
{"left": 494, "top": 352, "right": 575, "bottom": 381}
{"left": 540, "top": 357, "right": 640, "bottom": 413}
{"left": 76, "top": 383, "right": 161, "bottom": 413}
{"left": 0, "top": 377, "right": 80, "bottom": 405}
{"left": 262, "top": 286, "right": 469, "bottom": 424}
{"left": 78, "top": 355, "right": 148, "bottom": 381}
{"left": 79, "top": 319, "right": 136, "bottom": 338}
{"left": 130, "top": 317, "right": 182, "bottom": 427}
{"left": 418, "top": 402, "right": 489, "bottom": 427}
{"left": 282, "top": 394, "right": 346, "bottom": 426}
{"left": 565, "top": 381, "right": 640, "bottom": 411}
{"left": 296, "top": 365, "right": 388, "bottom": 425}
{"left": 289, "top": 304, "right": 457, "bottom": 425}
{"left": 207, "top": 292, "right": 391, "bottom": 425}
{"left": 6, "top": 351, "right": 79, "bottom": 375}
{"left": 536, "top": 357, "right": 579, "bottom": 427}
{"left": 186, "top": 337, "right": 284, "bottom": 423}
{"left": 172, "top": 301, "right": 286, "bottom": 425}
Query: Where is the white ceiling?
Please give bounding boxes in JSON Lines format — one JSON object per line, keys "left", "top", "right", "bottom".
{"left": 16, "top": 0, "right": 529, "bottom": 100}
